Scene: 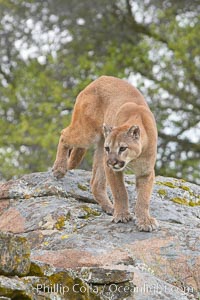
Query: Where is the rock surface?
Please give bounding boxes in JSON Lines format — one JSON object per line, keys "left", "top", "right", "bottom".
{"left": 0, "top": 169, "right": 199, "bottom": 299}
{"left": 0, "top": 232, "right": 30, "bottom": 276}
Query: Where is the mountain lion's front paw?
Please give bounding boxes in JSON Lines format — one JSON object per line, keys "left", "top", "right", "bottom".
{"left": 102, "top": 204, "right": 114, "bottom": 215}
{"left": 52, "top": 164, "right": 67, "bottom": 179}
{"left": 135, "top": 216, "right": 159, "bottom": 232}
{"left": 112, "top": 211, "right": 132, "bottom": 223}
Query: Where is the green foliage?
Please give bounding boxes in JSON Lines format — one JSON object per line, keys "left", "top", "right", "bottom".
{"left": 0, "top": 59, "right": 72, "bottom": 178}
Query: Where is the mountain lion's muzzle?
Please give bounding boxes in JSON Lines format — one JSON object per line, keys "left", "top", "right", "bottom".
{"left": 107, "top": 158, "right": 125, "bottom": 171}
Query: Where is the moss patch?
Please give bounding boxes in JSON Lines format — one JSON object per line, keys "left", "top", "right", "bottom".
{"left": 125, "top": 180, "right": 132, "bottom": 185}
{"left": 171, "top": 197, "right": 200, "bottom": 206}
{"left": 29, "top": 263, "right": 101, "bottom": 299}
{"left": 156, "top": 181, "right": 176, "bottom": 188}
{"left": 157, "top": 189, "right": 167, "bottom": 197}
{"left": 189, "top": 199, "right": 200, "bottom": 206}
{"left": 55, "top": 216, "right": 65, "bottom": 230}
{"left": 61, "top": 234, "right": 70, "bottom": 239}
{"left": 171, "top": 197, "right": 189, "bottom": 205}
{"left": 81, "top": 205, "right": 101, "bottom": 219}
{"left": 78, "top": 184, "right": 88, "bottom": 191}
{"left": 48, "top": 272, "right": 100, "bottom": 300}
{"left": 29, "top": 261, "right": 46, "bottom": 277}
{"left": 180, "top": 185, "right": 191, "bottom": 192}
{"left": 156, "top": 180, "right": 200, "bottom": 206}
{"left": 55, "top": 212, "right": 71, "bottom": 230}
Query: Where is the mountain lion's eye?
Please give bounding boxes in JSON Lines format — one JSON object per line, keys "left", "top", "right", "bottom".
{"left": 105, "top": 146, "right": 110, "bottom": 152}
{"left": 119, "top": 146, "right": 127, "bottom": 152}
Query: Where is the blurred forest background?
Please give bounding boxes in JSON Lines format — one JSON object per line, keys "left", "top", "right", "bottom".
{"left": 0, "top": 0, "right": 199, "bottom": 183}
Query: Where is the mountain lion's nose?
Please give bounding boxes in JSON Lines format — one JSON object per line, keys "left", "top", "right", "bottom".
{"left": 107, "top": 159, "right": 125, "bottom": 169}
{"left": 107, "top": 158, "right": 118, "bottom": 166}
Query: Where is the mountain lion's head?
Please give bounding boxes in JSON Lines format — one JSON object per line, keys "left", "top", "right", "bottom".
{"left": 103, "top": 124, "right": 142, "bottom": 172}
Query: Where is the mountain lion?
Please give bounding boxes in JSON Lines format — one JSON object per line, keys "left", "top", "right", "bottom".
{"left": 53, "top": 76, "right": 158, "bottom": 231}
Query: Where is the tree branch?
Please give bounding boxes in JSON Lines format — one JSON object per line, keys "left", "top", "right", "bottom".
{"left": 158, "top": 132, "right": 200, "bottom": 152}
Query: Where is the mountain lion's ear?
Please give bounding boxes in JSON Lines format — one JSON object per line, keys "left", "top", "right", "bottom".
{"left": 103, "top": 123, "right": 113, "bottom": 138}
{"left": 127, "top": 125, "right": 140, "bottom": 139}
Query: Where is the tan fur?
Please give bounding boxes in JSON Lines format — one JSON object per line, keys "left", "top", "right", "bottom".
{"left": 53, "top": 76, "right": 158, "bottom": 232}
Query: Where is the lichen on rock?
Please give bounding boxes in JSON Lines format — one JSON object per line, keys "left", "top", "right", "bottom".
{"left": 0, "top": 232, "right": 30, "bottom": 277}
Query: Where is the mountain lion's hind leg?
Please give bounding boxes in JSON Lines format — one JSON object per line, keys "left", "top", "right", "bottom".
{"left": 67, "top": 148, "right": 86, "bottom": 170}
{"left": 53, "top": 132, "right": 69, "bottom": 179}
{"left": 53, "top": 89, "right": 102, "bottom": 179}
{"left": 91, "top": 139, "right": 114, "bottom": 215}
{"left": 53, "top": 125, "right": 94, "bottom": 179}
